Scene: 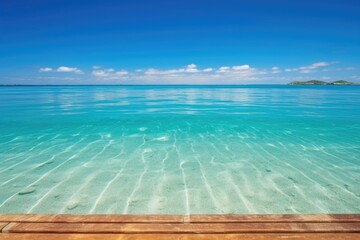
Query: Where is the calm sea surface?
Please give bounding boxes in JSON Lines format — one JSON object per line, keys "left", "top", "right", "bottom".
{"left": 0, "top": 85, "right": 359, "bottom": 214}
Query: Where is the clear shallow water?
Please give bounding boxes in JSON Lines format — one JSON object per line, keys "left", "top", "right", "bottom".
{"left": 0, "top": 85, "right": 359, "bottom": 214}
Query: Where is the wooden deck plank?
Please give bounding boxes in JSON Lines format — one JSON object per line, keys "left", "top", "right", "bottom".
{"left": 1, "top": 214, "right": 359, "bottom": 239}
{"left": 1, "top": 233, "right": 360, "bottom": 240}
{"left": 190, "top": 214, "right": 360, "bottom": 223}
{"left": 0, "top": 223, "right": 9, "bottom": 232}
{"left": 4, "top": 222, "right": 360, "bottom": 233}
{"left": 1, "top": 214, "right": 360, "bottom": 223}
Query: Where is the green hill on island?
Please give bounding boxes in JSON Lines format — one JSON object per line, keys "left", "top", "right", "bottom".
{"left": 288, "top": 80, "right": 357, "bottom": 85}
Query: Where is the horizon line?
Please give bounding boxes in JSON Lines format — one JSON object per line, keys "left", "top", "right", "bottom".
{"left": 0, "top": 84, "right": 289, "bottom": 86}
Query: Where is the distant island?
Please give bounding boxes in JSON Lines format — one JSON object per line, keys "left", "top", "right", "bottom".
{"left": 288, "top": 80, "right": 357, "bottom": 85}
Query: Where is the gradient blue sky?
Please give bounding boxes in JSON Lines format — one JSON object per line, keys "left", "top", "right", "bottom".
{"left": 1, "top": 0, "right": 359, "bottom": 84}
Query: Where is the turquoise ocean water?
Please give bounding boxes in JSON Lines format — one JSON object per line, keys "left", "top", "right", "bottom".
{"left": 0, "top": 85, "right": 359, "bottom": 214}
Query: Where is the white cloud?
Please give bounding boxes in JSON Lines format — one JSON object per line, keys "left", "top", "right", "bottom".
{"left": 89, "top": 63, "right": 262, "bottom": 84}
{"left": 217, "top": 66, "right": 231, "bottom": 73}
{"left": 144, "top": 68, "right": 183, "bottom": 75}
{"left": 141, "top": 64, "right": 253, "bottom": 77}
{"left": 92, "top": 69, "right": 111, "bottom": 78}
{"left": 56, "top": 66, "right": 84, "bottom": 74}
{"left": 39, "top": 67, "right": 53, "bottom": 72}
{"left": 232, "top": 65, "right": 250, "bottom": 71}
{"left": 39, "top": 66, "right": 83, "bottom": 74}
{"left": 136, "top": 64, "right": 260, "bottom": 83}
{"left": 299, "top": 62, "right": 331, "bottom": 73}
{"left": 185, "top": 64, "right": 199, "bottom": 73}
{"left": 38, "top": 61, "right": 346, "bottom": 84}
{"left": 310, "top": 62, "right": 330, "bottom": 68}
{"left": 281, "top": 62, "right": 332, "bottom": 74}
{"left": 115, "top": 70, "right": 129, "bottom": 76}
{"left": 92, "top": 68, "right": 128, "bottom": 80}
{"left": 144, "top": 64, "right": 200, "bottom": 75}
{"left": 217, "top": 65, "right": 255, "bottom": 74}
{"left": 271, "top": 66, "right": 281, "bottom": 74}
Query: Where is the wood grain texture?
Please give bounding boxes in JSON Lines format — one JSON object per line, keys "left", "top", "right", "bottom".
{"left": 190, "top": 214, "right": 360, "bottom": 223}
{"left": 0, "top": 223, "right": 9, "bottom": 232}
{"left": 1, "top": 233, "right": 360, "bottom": 240}
{"left": 1, "top": 214, "right": 360, "bottom": 239}
{"left": 4, "top": 222, "right": 360, "bottom": 233}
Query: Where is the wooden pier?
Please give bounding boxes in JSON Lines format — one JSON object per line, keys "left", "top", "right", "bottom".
{"left": 0, "top": 214, "right": 359, "bottom": 239}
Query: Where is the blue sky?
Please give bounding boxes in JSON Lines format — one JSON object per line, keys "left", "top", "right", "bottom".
{"left": 0, "top": 0, "right": 359, "bottom": 84}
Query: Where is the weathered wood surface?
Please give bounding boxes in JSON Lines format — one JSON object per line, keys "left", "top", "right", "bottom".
{"left": 3, "top": 222, "right": 360, "bottom": 233}
{"left": 189, "top": 214, "right": 360, "bottom": 223}
{"left": 0, "top": 214, "right": 359, "bottom": 240}
{"left": 0, "top": 223, "right": 9, "bottom": 232}
{"left": 0, "top": 233, "right": 360, "bottom": 240}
